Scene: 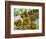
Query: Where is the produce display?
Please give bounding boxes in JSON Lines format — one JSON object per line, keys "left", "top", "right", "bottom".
{"left": 14, "top": 8, "right": 39, "bottom": 30}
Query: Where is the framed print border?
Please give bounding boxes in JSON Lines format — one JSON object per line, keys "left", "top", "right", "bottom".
{"left": 5, "top": 1, "right": 45, "bottom": 38}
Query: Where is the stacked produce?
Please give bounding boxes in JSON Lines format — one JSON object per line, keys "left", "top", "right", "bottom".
{"left": 14, "top": 8, "right": 39, "bottom": 30}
